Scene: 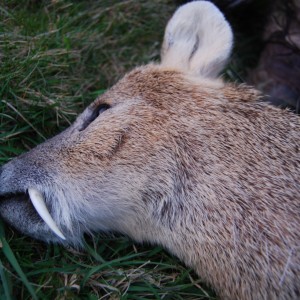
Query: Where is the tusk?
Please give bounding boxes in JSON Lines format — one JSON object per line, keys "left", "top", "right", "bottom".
{"left": 28, "top": 188, "right": 66, "bottom": 240}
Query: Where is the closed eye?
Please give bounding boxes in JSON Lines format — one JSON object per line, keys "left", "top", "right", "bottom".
{"left": 79, "top": 103, "right": 111, "bottom": 131}
{"left": 93, "top": 103, "right": 111, "bottom": 118}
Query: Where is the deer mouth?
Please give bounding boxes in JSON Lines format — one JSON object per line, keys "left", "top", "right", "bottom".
{"left": 0, "top": 188, "right": 66, "bottom": 240}
{"left": 1, "top": 191, "right": 28, "bottom": 203}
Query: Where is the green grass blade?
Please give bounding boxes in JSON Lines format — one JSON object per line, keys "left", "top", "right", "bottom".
{"left": 0, "top": 260, "right": 12, "bottom": 300}
{"left": 83, "top": 239, "right": 106, "bottom": 264}
{"left": 81, "top": 252, "right": 142, "bottom": 286}
{"left": 0, "top": 220, "right": 38, "bottom": 300}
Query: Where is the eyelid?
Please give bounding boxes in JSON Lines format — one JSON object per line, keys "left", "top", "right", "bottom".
{"left": 78, "top": 103, "right": 111, "bottom": 131}
{"left": 97, "top": 103, "right": 111, "bottom": 114}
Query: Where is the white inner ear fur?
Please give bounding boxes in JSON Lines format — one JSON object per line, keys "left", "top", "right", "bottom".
{"left": 161, "top": 0, "right": 233, "bottom": 79}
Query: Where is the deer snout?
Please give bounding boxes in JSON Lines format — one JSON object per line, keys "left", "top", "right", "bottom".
{"left": 0, "top": 153, "right": 68, "bottom": 243}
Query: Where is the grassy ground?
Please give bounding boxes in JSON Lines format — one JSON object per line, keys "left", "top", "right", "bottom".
{"left": 0, "top": 1, "right": 218, "bottom": 299}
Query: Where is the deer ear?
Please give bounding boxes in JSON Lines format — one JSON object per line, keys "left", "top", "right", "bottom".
{"left": 161, "top": 1, "right": 233, "bottom": 78}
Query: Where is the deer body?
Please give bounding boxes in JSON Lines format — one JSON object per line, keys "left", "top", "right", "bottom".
{"left": 0, "top": 2, "right": 299, "bottom": 299}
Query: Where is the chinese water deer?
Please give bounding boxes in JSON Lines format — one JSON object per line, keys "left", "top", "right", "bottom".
{"left": 0, "top": 1, "right": 299, "bottom": 299}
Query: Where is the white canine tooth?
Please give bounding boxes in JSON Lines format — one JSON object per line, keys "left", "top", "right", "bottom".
{"left": 28, "top": 188, "right": 66, "bottom": 240}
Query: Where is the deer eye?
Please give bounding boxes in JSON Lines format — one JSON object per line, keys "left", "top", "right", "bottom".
{"left": 79, "top": 103, "right": 111, "bottom": 131}
{"left": 95, "top": 103, "right": 110, "bottom": 116}
{"left": 89, "top": 103, "right": 111, "bottom": 123}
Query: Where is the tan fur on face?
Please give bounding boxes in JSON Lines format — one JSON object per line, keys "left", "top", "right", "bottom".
{"left": 58, "top": 64, "right": 300, "bottom": 299}
{"left": 0, "top": 1, "right": 299, "bottom": 299}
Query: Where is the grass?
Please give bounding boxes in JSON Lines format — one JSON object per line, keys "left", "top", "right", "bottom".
{"left": 0, "top": 0, "right": 217, "bottom": 299}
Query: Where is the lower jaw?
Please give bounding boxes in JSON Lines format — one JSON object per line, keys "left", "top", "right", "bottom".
{"left": 0, "top": 194, "right": 50, "bottom": 238}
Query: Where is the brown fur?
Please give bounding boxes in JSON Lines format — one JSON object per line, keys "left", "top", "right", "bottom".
{"left": 0, "top": 2, "right": 299, "bottom": 299}
{"left": 95, "top": 65, "right": 300, "bottom": 299}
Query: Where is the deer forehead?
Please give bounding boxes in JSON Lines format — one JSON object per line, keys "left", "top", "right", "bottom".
{"left": 102, "top": 65, "right": 226, "bottom": 108}
{"left": 103, "top": 65, "right": 260, "bottom": 112}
